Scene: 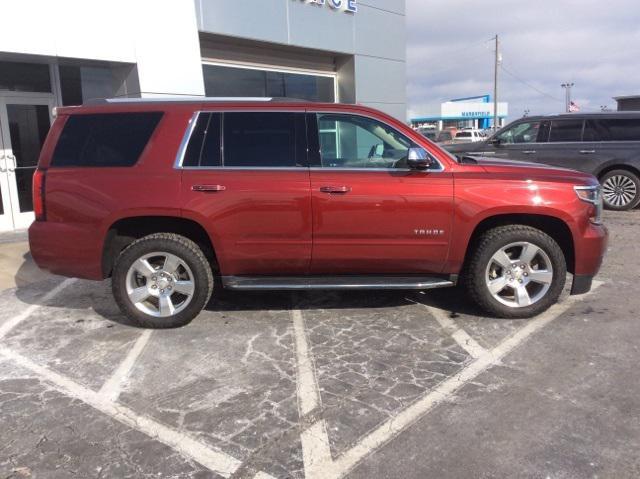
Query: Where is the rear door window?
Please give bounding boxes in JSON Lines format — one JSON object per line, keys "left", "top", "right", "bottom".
{"left": 51, "top": 112, "right": 162, "bottom": 167}
{"left": 223, "top": 112, "right": 305, "bottom": 167}
{"left": 548, "top": 119, "right": 584, "bottom": 142}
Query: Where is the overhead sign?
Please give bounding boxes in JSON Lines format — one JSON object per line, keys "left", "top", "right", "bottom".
{"left": 303, "top": 0, "right": 358, "bottom": 14}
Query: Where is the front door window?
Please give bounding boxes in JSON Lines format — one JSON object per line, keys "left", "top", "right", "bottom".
{"left": 317, "top": 113, "right": 415, "bottom": 169}
{"left": 496, "top": 121, "right": 541, "bottom": 144}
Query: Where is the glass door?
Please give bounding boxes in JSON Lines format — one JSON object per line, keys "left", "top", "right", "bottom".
{"left": 0, "top": 94, "right": 54, "bottom": 231}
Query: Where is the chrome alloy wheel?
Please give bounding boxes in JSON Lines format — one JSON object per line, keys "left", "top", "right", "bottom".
{"left": 485, "top": 242, "right": 554, "bottom": 308}
{"left": 602, "top": 174, "right": 637, "bottom": 208}
{"left": 125, "top": 252, "right": 195, "bottom": 318}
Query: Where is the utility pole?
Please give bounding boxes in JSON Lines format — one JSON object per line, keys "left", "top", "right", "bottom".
{"left": 493, "top": 35, "right": 500, "bottom": 130}
{"left": 561, "top": 82, "right": 574, "bottom": 112}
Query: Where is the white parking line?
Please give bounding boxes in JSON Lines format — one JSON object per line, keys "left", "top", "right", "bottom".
{"left": 0, "top": 346, "right": 276, "bottom": 479}
{"left": 291, "top": 309, "right": 321, "bottom": 417}
{"left": 408, "top": 298, "right": 488, "bottom": 359}
{"left": 0, "top": 278, "right": 76, "bottom": 340}
{"left": 295, "top": 283, "right": 603, "bottom": 479}
{"left": 98, "top": 329, "right": 153, "bottom": 402}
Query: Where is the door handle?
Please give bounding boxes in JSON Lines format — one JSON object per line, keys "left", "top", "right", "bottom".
{"left": 522, "top": 150, "right": 536, "bottom": 155}
{"left": 319, "top": 185, "right": 351, "bottom": 194}
{"left": 579, "top": 150, "right": 596, "bottom": 154}
{"left": 192, "top": 184, "right": 226, "bottom": 192}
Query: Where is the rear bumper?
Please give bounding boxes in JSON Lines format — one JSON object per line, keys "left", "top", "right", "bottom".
{"left": 29, "top": 221, "right": 104, "bottom": 280}
{"left": 571, "top": 222, "right": 608, "bottom": 295}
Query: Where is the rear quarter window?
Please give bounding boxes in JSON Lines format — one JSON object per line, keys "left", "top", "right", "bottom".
{"left": 51, "top": 112, "right": 163, "bottom": 167}
{"left": 585, "top": 118, "right": 640, "bottom": 141}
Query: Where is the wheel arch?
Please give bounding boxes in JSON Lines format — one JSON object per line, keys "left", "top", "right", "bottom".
{"left": 102, "top": 216, "right": 217, "bottom": 278}
{"left": 595, "top": 163, "right": 640, "bottom": 180}
{"left": 463, "top": 213, "right": 575, "bottom": 274}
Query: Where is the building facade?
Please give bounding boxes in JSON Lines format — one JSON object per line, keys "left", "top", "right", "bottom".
{"left": 615, "top": 95, "right": 640, "bottom": 111}
{"left": 0, "top": 0, "right": 407, "bottom": 231}
{"left": 411, "top": 95, "right": 508, "bottom": 131}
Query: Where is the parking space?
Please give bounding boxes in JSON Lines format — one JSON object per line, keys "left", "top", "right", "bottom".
{"left": 1, "top": 211, "right": 639, "bottom": 478}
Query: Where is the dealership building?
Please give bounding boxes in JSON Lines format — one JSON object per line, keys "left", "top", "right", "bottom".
{"left": 411, "top": 95, "right": 508, "bottom": 131}
{"left": 0, "top": 0, "right": 407, "bottom": 232}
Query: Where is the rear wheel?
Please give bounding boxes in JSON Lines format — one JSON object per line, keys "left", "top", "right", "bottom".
{"left": 601, "top": 169, "right": 640, "bottom": 211}
{"left": 112, "top": 233, "right": 213, "bottom": 328}
{"left": 464, "top": 225, "right": 566, "bottom": 318}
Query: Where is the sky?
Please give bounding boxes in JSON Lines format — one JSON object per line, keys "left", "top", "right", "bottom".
{"left": 406, "top": 0, "right": 640, "bottom": 120}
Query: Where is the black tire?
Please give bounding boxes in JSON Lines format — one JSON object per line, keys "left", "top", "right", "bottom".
{"left": 601, "top": 169, "right": 640, "bottom": 211}
{"left": 112, "top": 233, "right": 213, "bottom": 328}
{"left": 463, "top": 225, "right": 566, "bottom": 319}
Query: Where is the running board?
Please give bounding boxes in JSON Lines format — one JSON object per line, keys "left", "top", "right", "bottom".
{"left": 221, "top": 275, "right": 455, "bottom": 291}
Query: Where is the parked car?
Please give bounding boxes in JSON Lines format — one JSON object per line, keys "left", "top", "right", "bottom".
{"left": 445, "top": 112, "right": 640, "bottom": 210}
{"left": 453, "top": 129, "right": 486, "bottom": 144}
{"left": 416, "top": 127, "right": 437, "bottom": 141}
{"left": 436, "top": 129, "right": 456, "bottom": 144}
{"left": 29, "top": 99, "right": 607, "bottom": 328}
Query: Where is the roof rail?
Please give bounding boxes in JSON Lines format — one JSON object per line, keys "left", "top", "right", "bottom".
{"left": 83, "top": 96, "right": 314, "bottom": 105}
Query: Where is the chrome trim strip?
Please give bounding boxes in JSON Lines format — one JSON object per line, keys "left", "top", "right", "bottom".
{"left": 309, "top": 165, "right": 445, "bottom": 173}
{"left": 181, "top": 166, "right": 306, "bottom": 171}
{"left": 221, "top": 276, "right": 455, "bottom": 291}
{"left": 173, "top": 111, "right": 201, "bottom": 169}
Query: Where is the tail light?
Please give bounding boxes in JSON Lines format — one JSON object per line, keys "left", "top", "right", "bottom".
{"left": 33, "top": 168, "right": 47, "bottom": 221}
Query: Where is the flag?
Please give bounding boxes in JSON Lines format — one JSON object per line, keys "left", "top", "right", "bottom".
{"left": 569, "top": 101, "right": 580, "bottom": 112}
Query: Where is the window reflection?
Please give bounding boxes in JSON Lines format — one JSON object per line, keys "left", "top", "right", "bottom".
{"left": 203, "top": 64, "right": 335, "bottom": 102}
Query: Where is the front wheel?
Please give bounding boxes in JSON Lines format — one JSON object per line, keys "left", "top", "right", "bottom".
{"left": 112, "top": 233, "right": 214, "bottom": 328}
{"left": 464, "top": 225, "right": 566, "bottom": 318}
{"left": 601, "top": 169, "right": 640, "bottom": 211}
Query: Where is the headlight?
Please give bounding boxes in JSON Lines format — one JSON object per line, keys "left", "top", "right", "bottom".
{"left": 574, "top": 185, "right": 603, "bottom": 225}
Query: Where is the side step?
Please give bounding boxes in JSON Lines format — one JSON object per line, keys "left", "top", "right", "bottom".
{"left": 221, "top": 275, "right": 456, "bottom": 291}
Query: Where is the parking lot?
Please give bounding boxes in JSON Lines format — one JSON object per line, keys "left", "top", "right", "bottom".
{"left": 1, "top": 210, "right": 639, "bottom": 479}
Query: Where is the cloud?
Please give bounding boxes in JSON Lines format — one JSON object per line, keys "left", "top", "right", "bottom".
{"left": 406, "top": 0, "right": 640, "bottom": 120}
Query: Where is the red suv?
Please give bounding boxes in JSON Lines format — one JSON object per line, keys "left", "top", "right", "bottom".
{"left": 29, "top": 99, "right": 607, "bottom": 328}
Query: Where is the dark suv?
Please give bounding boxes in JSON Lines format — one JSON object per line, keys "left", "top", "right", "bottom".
{"left": 446, "top": 112, "right": 640, "bottom": 210}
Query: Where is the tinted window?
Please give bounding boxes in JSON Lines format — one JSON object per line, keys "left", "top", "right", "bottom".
{"left": 0, "top": 61, "right": 51, "bottom": 93}
{"left": 223, "top": 112, "right": 301, "bottom": 167}
{"left": 317, "top": 113, "right": 415, "bottom": 169}
{"left": 456, "top": 132, "right": 472, "bottom": 138}
{"left": 52, "top": 113, "right": 162, "bottom": 167}
{"left": 182, "top": 113, "right": 222, "bottom": 167}
{"left": 496, "top": 121, "right": 540, "bottom": 144}
{"left": 584, "top": 118, "right": 640, "bottom": 141}
{"left": 549, "top": 120, "right": 583, "bottom": 142}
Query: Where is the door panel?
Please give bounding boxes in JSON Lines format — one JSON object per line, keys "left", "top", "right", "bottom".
{"left": 181, "top": 169, "right": 312, "bottom": 275}
{"left": 485, "top": 119, "right": 543, "bottom": 163}
{"left": 310, "top": 170, "right": 454, "bottom": 274}
{"left": 0, "top": 158, "right": 13, "bottom": 231}
{"left": 179, "top": 110, "right": 312, "bottom": 276}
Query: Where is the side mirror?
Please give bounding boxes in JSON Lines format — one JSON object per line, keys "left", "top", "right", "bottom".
{"left": 489, "top": 137, "right": 502, "bottom": 146}
{"left": 407, "top": 147, "right": 435, "bottom": 170}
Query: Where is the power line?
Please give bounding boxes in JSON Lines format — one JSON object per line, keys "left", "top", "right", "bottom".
{"left": 499, "top": 63, "right": 564, "bottom": 103}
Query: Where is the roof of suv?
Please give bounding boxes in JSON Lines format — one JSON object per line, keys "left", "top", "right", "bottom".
{"left": 516, "top": 111, "right": 640, "bottom": 122}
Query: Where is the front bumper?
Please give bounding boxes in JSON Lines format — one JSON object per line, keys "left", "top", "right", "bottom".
{"left": 570, "top": 222, "right": 608, "bottom": 295}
